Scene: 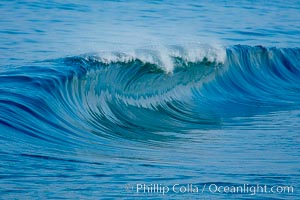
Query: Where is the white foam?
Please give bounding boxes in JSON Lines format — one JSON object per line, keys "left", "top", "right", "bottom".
{"left": 88, "top": 44, "right": 226, "bottom": 73}
{"left": 169, "top": 43, "right": 226, "bottom": 64}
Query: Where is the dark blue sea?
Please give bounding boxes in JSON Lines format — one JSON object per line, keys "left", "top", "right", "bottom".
{"left": 1, "top": 0, "right": 300, "bottom": 199}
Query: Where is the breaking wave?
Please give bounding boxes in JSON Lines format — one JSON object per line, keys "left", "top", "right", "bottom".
{"left": 1, "top": 44, "right": 300, "bottom": 144}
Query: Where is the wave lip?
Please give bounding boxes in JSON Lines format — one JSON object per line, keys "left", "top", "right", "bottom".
{"left": 78, "top": 44, "right": 226, "bottom": 73}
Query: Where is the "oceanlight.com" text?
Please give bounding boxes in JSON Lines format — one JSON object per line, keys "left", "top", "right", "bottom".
{"left": 125, "top": 183, "right": 294, "bottom": 196}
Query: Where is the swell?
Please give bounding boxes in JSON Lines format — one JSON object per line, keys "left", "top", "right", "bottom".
{"left": 1, "top": 45, "right": 300, "bottom": 145}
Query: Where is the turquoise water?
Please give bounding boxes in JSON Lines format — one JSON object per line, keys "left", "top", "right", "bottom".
{"left": 1, "top": 1, "right": 300, "bottom": 199}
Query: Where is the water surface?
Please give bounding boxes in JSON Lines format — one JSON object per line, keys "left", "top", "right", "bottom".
{"left": 0, "top": 0, "right": 300, "bottom": 199}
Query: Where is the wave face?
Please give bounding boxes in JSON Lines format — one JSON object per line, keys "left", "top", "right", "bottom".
{"left": 1, "top": 45, "right": 300, "bottom": 199}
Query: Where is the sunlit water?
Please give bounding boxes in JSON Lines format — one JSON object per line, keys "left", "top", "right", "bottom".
{"left": 1, "top": 0, "right": 300, "bottom": 199}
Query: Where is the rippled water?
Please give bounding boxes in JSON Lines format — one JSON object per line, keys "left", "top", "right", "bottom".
{"left": 1, "top": 0, "right": 300, "bottom": 199}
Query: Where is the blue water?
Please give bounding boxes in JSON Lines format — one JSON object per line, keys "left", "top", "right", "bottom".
{"left": 1, "top": 0, "right": 300, "bottom": 199}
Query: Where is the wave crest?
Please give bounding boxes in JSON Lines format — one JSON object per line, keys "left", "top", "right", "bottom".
{"left": 73, "top": 44, "right": 226, "bottom": 73}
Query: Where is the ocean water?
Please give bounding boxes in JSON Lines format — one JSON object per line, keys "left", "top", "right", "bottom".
{"left": 1, "top": 0, "right": 300, "bottom": 199}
